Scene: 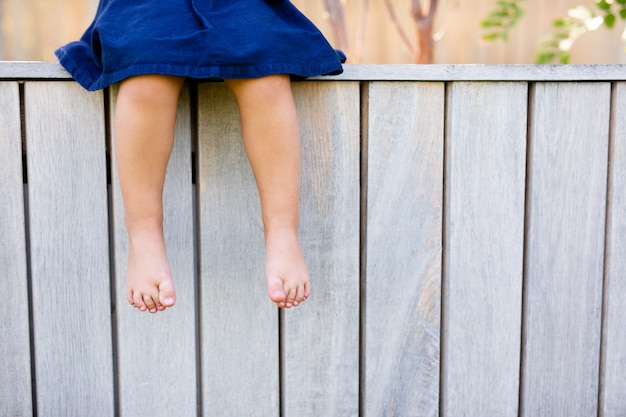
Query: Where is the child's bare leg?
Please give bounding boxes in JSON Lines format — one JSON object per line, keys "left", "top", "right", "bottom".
{"left": 225, "top": 75, "right": 310, "bottom": 309}
{"left": 114, "top": 74, "right": 184, "bottom": 313}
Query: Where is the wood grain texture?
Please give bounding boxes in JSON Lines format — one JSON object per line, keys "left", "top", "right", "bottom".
{"left": 600, "top": 82, "right": 626, "bottom": 417}
{"left": 521, "top": 82, "right": 611, "bottom": 417}
{"left": 442, "top": 82, "right": 528, "bottom": 417}
{"left": 4, "top": 74, "right": 626, "bottom": 415}
{"left": 281, "top": 81, "right": 360, "bottom": 417}
{"left": 197, "top": 83, "right": 280, "bottom": 417}
{"left": 363, "top": 82, "right": 443, "bottom": 417}
{"left": 4, "top": 62, "right": 626, "bottom": 82}
{"left": 330, "top": 65, "right": 626, "bottom": 81}
{"left": 24, "top": 82, "right": 114, "bottom": 417}
{"left": 109, "top": 85, "right": 198, "bottom": 417}
{"left": 0, "top": 62, "right": 72, "bottom": 79}
{"left": 0, "top": 82, "right": 33, "bottom": 416}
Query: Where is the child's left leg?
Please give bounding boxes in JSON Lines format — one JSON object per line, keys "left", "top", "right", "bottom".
{"left": 224, "top": 75, "right": 310, "bottom": 309}
{"left": 114, "top": 74, "right": 184, "bottom": 313}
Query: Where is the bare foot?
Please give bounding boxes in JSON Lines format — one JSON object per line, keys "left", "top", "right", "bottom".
{"left": 265, "top": 229, "right": 310, "bottom": 309}
{"left": 125, "top": 230, "right": 176, "bottom": 314}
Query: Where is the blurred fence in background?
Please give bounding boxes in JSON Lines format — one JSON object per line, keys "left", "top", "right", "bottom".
{"left": 0, "top": 1, "right": 625, "bottom": 64}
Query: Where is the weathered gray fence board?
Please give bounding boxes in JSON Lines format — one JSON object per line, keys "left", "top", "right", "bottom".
{"left": 363, "top": 81, "right": 443, "bottom": 417}
{"left": 197, "top": 83, "right": 280, "bottom": 417}
{"left": 600, "top": 82, "right": 626, "bottom": 417}
{"left": 24, "top": 82, "right": 114, "bottom": 416}
{"left": 0, "top": 82, "right": 33, "bottom": 417}
{"left": 328, "top": 65, "right": 626, "bottom": 81}
{"left": 442, "top": 82, "right": 527, "bottom": 417}
{"left": 2, "top": 64, "right": 626, "bottom": 414}
{"left": 6, "top": 61, "right": 626, "bottom": 82}
{"left": 281, "top": 81, "right": 360, "bottom": 417}
{"left": 109, "top": 85, "right": 198, "bottom": 416}
{"left": 521, "top": 82, "right": 610, "bottom": 417}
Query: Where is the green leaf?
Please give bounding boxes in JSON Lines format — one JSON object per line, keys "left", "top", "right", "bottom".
{"left": 552, "top": 33, "right": 571, "bottom": 40}
{"left": 620, "top": 8, "right": 626, "bottom": 19}
{"left": 482, "top": 33, "right": 502, "bottom": 41}
{"left": 536, "top": 52, "right": 556, "bottom": 64}
{"left": 596, "top": 0, "right": 612, "bottom": 11}
{"left": 618, "top": 0, "right": 626, "bottom": 5}
{"left": 605, "top": 13, "right": 617, "bottom": 28}
{"left": 480, "top": 0, "right": 525, "bottom": 43}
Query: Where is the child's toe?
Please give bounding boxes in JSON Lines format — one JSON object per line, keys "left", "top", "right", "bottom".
{"left": 131, "top": 291, "right": 147, "bottom": 311}
{"left": 268, "top": 281, "right": 286, "bottom": 304}
{"left": 159, "top": 281, "right": 176, "bottom": 308}
{"left": 143, "top": 294, "right": 158, "bottom": 313}
{"left": 293, "top": 286, "right": 305, "bottom": 306}
{"left": 284, "top": 288, "right": 297, "bottom": 308}
{"left": 127, "top": 289, "right": 135, "bottom": 306}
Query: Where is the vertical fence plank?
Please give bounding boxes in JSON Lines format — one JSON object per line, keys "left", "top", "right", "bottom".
{"left": 363, "top": 81, "right": 443, "bottom": 417}
{"left": 600, "top": 82, "right": 626, "bottom": 417}
{"left": 197, "top": 82, "right": 280, "bottom": 416}
{"left": 521, "top": 82, "right": 610, "bottom": 417}
{"left": 6, "top": 70, "right": 624, "bottom": 417}
{"left": 24, "top": 81, "right": 114, "bottom": 416}
{"left": 442, "top": 82, "right": 528, "bottom": 417}
{"left": 281, "top": 81, "right": 360, "bottom": 417}
{"left": 109, "top": 85, "right": 198, "bottom": 417}
{"left": 0, "top": 82, "right": 33, "bottom": 416}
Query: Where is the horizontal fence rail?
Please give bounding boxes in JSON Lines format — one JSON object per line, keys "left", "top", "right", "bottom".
{"left": 1, "top": 63, "right": 625, "bottom": 417}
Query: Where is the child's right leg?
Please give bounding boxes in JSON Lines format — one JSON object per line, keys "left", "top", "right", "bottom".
{"left": 114, "top": 74, "right": 184, "bottom": 314}
{"left": 224, "top": 75, "right": 310, "bottom": 309}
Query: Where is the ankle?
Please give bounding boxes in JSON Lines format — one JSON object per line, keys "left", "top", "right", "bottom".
{"left": 125, "top": 215, "right": 163, "bottom": 235}
{"left": 264, "top": 227, "right": 304, "bottom": 266}
{"left": 264, "top": 225, "right": 299, "bottom": 242}
{"left": 126, "top": 225, "right": 166, "bottom": 252}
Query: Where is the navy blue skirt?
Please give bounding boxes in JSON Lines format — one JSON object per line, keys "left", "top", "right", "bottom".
{"left": 56, "top": 0, "right": 344, "bottom": 91}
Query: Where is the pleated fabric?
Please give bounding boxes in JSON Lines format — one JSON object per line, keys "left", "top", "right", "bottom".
{"left": 56, "top": 0, "right": 344, "bottom": 91}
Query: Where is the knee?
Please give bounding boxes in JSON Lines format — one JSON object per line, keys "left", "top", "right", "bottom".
{"left": 118, "top": 75, "right": 184, "bottom": 107}
{"left": 226, "top": 74, "right": 293, "bottom": 105}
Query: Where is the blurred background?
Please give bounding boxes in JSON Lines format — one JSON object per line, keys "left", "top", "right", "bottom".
{"left": 1, "top": 0, "right": 625, "bottom": 64}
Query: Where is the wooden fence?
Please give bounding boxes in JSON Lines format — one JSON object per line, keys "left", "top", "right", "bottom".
{"left": 1, "top": 62, "right": 626, "bottom": 417}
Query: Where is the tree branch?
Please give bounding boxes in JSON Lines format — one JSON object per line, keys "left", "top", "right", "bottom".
{"left": 353, "top": 0, "right": 370, "bottom": 63}
{"left": 383, "top": 0, "right": 416, "bottom": 57}
{"left": 411, "top": 0, "right": 437, "bottom": 63}
{"left": 322, "top": 0, "right": 350, "bottom": 55}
